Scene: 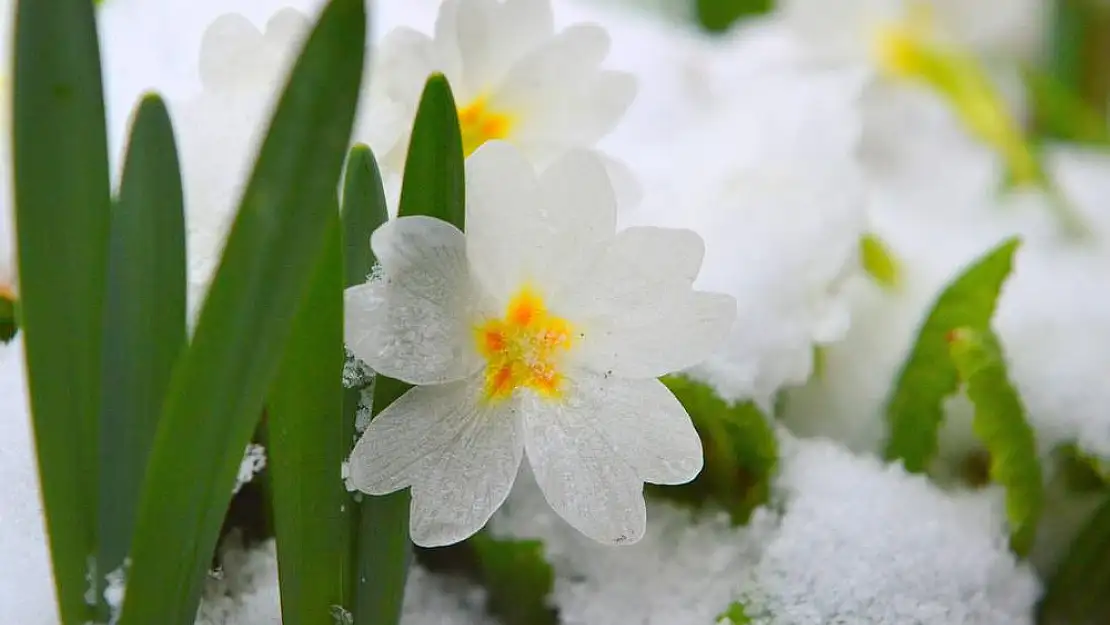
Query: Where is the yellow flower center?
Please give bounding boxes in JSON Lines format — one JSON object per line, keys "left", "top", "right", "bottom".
{"left": 871, "top": 3, "right": 936, "bottom": 80}
{"left": 458, "top": 95, "right": 514, "bottom": 157}
{"left": 870, "top": 3, "right": 1045, "bottom": 188}
{"left": 474, "top": 285, "right": 575, "bottom": 402}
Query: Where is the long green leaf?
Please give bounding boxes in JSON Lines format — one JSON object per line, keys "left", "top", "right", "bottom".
{"left": 269, "top": 215, "right": 350, "bottom": 624}
{"left": 98, "top": 94, "right": 187, "bottom": 596}
{"left": 353, "top": 73, "right": 465, "bottom": 625}
{"left": 12, "top": 0, "right": 112, "bottom": 620}
{"left": 1037, "top": 494, "right": 1110, "bottom": 625}
{"left": 343, "top": 145, "right": 389, "bottom": 285}
{"left": 884, "top": 238, "right": 1020, "bottom": 473}
{"left": 947, "top": 327, "right": 1043, "bottom": 556}
{"left": 118, "top": 0, "right": 366, "bottom": 621}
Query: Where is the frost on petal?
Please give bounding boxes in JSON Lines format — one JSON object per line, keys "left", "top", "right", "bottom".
{"left": 408, "top": 394, "right": 525, "bottom": 547}
{"left": 344, "top": 216, "right": 482, "bottom": 385}
{"left": 522, "top": 373, "right": 670, "bottom": 545}
{"left": 347, "top": 379, "right": 524, "bottom": 547}
{"left": 562, "top": 226, "right": 735, "bottom": 379}
{"left": 465, "top": 143, "right": 616, "bottom": 304}
{"left": 737, "top": 436, "right": 1041, "bottom": 625}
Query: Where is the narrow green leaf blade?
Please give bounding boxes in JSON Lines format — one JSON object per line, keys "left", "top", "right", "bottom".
{"left": 884, "top": 237, "right": 1020, "bottom": 473}
{"left": 397, "top": 73, "right": 465, "bottom": 226}
{"left": 12, "top": 0, "right": 112, "bottom": 619}
{"left": 947, "top": 327, "right": 1044, "bottom": 556}
{"left": 1037, "top": 494, "right": 1110, "bottom": 625}
{"left": 98, "top": 94, "right": 187, "bottom": 585}
{"left": 269, "top": 216, "right": 350, "bottom": 624}
{"left": 343, "top": 144, "right": 389, "bottom": 285}
{"left": 353, "top": 73, "right": 465, "bottom": 625}
{"left": 119, "top": 0, "right": 366, "bottom": 621}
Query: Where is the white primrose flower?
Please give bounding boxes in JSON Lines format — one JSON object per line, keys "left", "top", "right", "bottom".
{"left": 363, "top": 0, "right": 636, "bottom": 178}
{"left": 343, "top": 142, "right": 735, "bottom": 547}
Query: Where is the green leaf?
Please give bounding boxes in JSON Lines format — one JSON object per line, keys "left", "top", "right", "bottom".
{"left": 947, "top": 327, "right": 1044, "bottom": 556}
{"left": 342, "top": 145, "right": 389, "bottom": 286}
{"left": 696, "top": 0, "right": 773, "bottom": 33}
{"left": 268, "top": 216, "right": 351, "bottom": 624}
{"left": 716, "top": 601, "right": 753, "bottom": 624}
{"left": 655, "top": 375, "right": 777, "bottom": 525}
{"left": 1037, "top": 493, "right": 1110, "bottom": 625}
{"left": 397, "top": 73, "right": 465, "bottom": 227}
{"left": 118, "top": 0, "right": 366, "bottom": 621}
{"left": 470, "top": 531, "right": 556, "bottom": 625}
{"left": 12, "top": 0, "right": 112, "bottom": 619}
{"left": 98, "top": 94, "right": 187, "bottom": 589}
{"left": 884, "top": 237, "right": 1020, "bottom": 473}
{"left": 1024, "top": 65, "right": 1110, "bottom": 146}
{"left": 0, "top": 296, "right": 17, "bottom": 343}
{"left": 860, "top": 233, "right": 901, "bottom": 289}
{"left": 352, "top": 73, "right": 466, "bottom": 625}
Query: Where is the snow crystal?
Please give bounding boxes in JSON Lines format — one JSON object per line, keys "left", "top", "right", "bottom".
{"left": 0, "top": 337, "right": 61, "bottom": 624}
{"left": 194, "top": 534, "right": 496, "bottom": 625}
{"left": 738, "top": 436, "right": 1041, "bottom": 625}
{"left": 233, "top": 444, "right": 267, "bottom": 496}
{"left": 342, "top": 349, "right": 375, "bottom": 390}
{"left": 104, "top": 561, "right": 129, "bottom": 625}
{"left": 491, "top": 467, "right": 777, "bottom": 625}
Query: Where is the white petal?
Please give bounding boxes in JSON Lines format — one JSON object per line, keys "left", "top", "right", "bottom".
{"left": 409, "top": 394, "right": 524, "bottom": 547}
{"left": 574, "top": 290, "right": 737, "bottom": 379}
{"left": 344, "top": 216, "right": 482, "bottom": 385}
{"left": 373, "top": 27, "right": 443, "bottom": 106}
{"left": 522, "top": 376, "right": 649, "bottom": 544}
{"left": 465, "top": 143, "right": 616, "bottom": 304}
{"left": 449, "top": 0, "right": 554, "bottom": 96}
{"left": 489, "top": 23, "right": 609, "bottom": 112}
{"left": 561, "top": 226, "right": 704, "bottom": 318}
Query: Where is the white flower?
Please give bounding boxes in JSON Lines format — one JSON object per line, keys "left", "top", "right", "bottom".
{"left": 363, "top": 0, "right": 636, "bottom": 177}
{"left": 615, "top": 68, "right": 868, "bottom": 406}
{"left": 170, "top": 8, "right": 313, "bottom": 323}
{"left": 343, "top": 142, "right": 735, "bottom": 547}
{"left": 776, "top": 0, "right": 1045, "bottom": 73}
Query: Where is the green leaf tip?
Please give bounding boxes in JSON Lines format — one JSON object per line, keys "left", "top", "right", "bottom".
{"left": 947, "top": 327, "right": 1044, "bottom": 556}
{"left": 884, "top": 237, "right": 1021, "bottom": 474}
{"left": 398, "top": 72, "right": 465, "bottom": 229}
{"left": 655, "top": 375, "right": 777, "bottom": 525}
{"left": 860, "top": 232, "right": 901, "bottom": 289}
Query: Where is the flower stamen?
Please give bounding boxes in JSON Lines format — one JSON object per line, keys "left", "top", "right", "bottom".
{"left": 458, "top": 95, "right": 514, "bottom": 157}
{"left": 475, "top": 285, "right": 574, "bottom": 402}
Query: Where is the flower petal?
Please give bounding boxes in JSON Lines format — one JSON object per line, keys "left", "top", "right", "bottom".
{"left": 574, "top": 290, "right": 736, "bottom": 379}
{"left": 465, "top": 143, "right": 616, "bottom": 304}
{"left": 409, "top": 393, "right": 524, "bottom": 547}
{"left": 522, "top": 376, "right": 648, "bottom": 545}
{"left": 449, "top": 0, "right": 554, "bottom": 96}
{"left": 344, "top": 216, "right": 483, "bottom": 385}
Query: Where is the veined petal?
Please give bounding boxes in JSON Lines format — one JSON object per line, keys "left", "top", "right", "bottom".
{"left": 573, "top": 290, "right": 737, "bottom": 379}
{"left": 465, "top": 143, "right": 616, "bottom": 304}
{"left": 344, "top": 216, "right": 482, "bottom": 385}
{"left": 522, "top": 375, "right": 650, "bottom": 545}
{"left": 561, "top": 226, "right": 705, "bottom": 317}
{"left": 409, "top": 390, "right": 524, "bottom": 547}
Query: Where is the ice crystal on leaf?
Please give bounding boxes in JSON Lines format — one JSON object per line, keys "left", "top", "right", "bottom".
{"left": 343, "top": 143, "right": 735, "bottom": 547}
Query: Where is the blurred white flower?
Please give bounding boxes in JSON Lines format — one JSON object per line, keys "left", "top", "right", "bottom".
{"left": 171, "top": 8, "right": 313, "bottom": 323}
{"left": 344, "top": 143, "right": 734, "bottom": 547}
{"left": 363, "top": 0, "right": 636, "bottom": 175}
{"left": 617, "top": 68, "right": 869, "bottom": 407}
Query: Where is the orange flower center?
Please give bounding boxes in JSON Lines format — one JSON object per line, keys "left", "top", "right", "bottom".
{"left": 458, "top": 95, "right": 514, "bottom": 157}
{"left": 474, "top": 286, "right": 575, "bottom": 402}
